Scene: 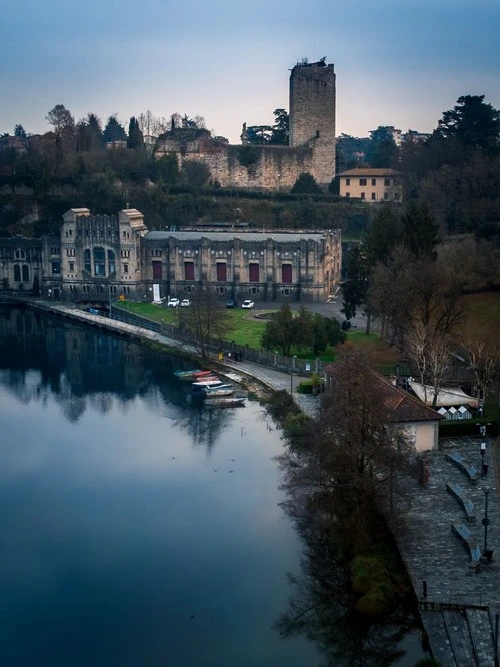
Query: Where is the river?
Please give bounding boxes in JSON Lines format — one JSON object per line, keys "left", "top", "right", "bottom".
{"left": 0, "top": 306, "right": 427, "bottom": 666}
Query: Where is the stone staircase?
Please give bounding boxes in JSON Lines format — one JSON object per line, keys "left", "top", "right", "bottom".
{"left": 420, "top": 606, "right": 498, "bottom": 666}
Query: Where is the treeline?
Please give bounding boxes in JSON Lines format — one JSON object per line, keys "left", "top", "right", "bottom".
{"left": 1, "top": 95, "right": 500, "bottom": 240}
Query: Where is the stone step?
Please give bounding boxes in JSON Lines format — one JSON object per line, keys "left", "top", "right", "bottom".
{"left": 420, "top": 609, "right": 457, "bottom": 666}
{"left": 466, "top": 608, "right": 496, "bottom": 667}
{"left": 443, "top": 609, "right": 477, "bottom": 666}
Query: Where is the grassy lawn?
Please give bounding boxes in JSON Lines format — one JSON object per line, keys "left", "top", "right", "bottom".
{"left": 113, "top": 301, "right": 400, "bottom": 370}
{"left": 114, "top": 300, "right": 177, "bottom": 324}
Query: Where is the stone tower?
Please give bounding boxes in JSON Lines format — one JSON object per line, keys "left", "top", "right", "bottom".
{"left": 289, "top": 60, "right": 336, "bottom": 187}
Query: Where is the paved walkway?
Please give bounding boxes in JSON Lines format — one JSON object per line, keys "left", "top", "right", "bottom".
{"left": 392, "top": 436, "right": 500, "bottom": 666}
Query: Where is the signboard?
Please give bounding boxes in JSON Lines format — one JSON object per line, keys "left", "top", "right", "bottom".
{"left": 152, "top": 284, "right": 161, "bottom": 303}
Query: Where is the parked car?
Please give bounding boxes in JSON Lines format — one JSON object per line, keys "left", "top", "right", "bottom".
{"left": 226, "top": 298, "right": 238, "bottom": 308}
{"left": 167, "top": 297, "right": 180, "bottom": 307}
{"left": 241, "top": 299, "right": 255, "bottom": 309}
{"left": 180, "top": 299, "right": 191, "bottom": 307}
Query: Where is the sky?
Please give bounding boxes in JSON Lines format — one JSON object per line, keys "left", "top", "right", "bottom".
{"left": 1, "top": 0, "right": 499, "bottom": 143}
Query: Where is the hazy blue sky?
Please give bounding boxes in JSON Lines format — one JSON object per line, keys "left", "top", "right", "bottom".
{"left": 1, "top": 0, "right": 499, "bottom": 142}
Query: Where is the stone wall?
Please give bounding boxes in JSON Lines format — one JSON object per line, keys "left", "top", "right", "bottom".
{"left": 290, "top": 61, "right": 336, "bottom": 186}
{"left": 154, "top": 60, "right": 336, "bottom": 191}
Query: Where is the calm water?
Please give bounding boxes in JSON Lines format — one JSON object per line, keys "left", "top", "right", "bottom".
{"left": 0, "top": 307, "right": 426, "bottom": 666}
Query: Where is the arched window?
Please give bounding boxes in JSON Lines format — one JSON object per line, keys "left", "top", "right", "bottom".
{"left": 14, "top": 248, "right": 26, "bottom": 260}
{"left": 108, "top": 249, "right": 115, "bottom": 275}
{"left": 94, "top": 247, "right": 106, "bottom": 276}
{"left": 13, "top": 264, "right": 21, "bottom": 282}
{"left": 84, "top": 249, "right": 91, "bottom": 273}
{"left": 22, "top": 264, "right": 30, "bottom": 283}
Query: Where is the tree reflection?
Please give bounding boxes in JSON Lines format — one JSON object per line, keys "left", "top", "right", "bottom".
{"left": 275, "top": 477, "right": 419, "bottom": 666}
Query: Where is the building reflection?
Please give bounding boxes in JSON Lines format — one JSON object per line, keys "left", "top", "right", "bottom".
{"left": 0, "top": 306, "right": 230, "bottom": 449}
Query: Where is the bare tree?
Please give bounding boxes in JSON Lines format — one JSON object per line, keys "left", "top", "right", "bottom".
{"left": 461, "top": 327, "right": 500, "bottom": 403}
{"left": 278, "top": 348, "right": 413, "bottom": 555}
{"left": 406, "top": 321, "right": 453, "bottom": 408}
{"left": 178, "top": 289, "right": 233, "bottom": 360}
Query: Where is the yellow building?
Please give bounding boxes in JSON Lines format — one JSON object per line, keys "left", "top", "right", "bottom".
{"left": 338, "top": 168, "right": 402, "bottom": 202}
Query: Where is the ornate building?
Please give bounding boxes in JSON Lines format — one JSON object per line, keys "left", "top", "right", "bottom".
{"left": 0, "top": 208, "right": 341, "bottom": 303}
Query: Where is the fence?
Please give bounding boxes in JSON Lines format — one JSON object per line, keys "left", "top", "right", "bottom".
{"left": 111, "top": 306, "right": 325, "bottom": 378}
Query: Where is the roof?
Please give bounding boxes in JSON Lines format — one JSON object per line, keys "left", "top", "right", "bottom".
{"left": 375, "top": 375, "right": 442, "bottom": 423}
{"left": 324, "top": 365, "right": 441, "bottom": 423}
{"left": 337, "top": 168, "right": 401, "bottom": 177}
{"left": 144, "top": 231, "right": 328, "bottom": 242}
{"left": 409, "top": 381, "right": 479, "bottom": 408}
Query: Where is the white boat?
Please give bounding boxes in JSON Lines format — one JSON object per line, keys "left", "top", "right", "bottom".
{"left": 204, "top": 396, "right": 246, "bottom": 408}
{"left": 202, "top": 384, "right": 234, "bottom": 397}
{"left": 191, "top": 377, "right": 221, "bottom": 387}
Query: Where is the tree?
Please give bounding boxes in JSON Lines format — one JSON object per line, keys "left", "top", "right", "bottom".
{"left": 406, "top": 321, "right": 453, "bottom": 408}
{"left": 14, "top": 124, "right": 26, "bottom": 137}
{"left": 291, "top": 172, "right": 322, "bottom": 194}
{"left": 182, "top": 160, "right": 210, "bottom": 189}
{"left": 153, "top": 154, "right": 179, "bottom": 184}
{"left": 46, "top": 104, "right": 75, "bottom": 158}
{"left": 366, "top": 126, "right": 399, "bottom": 168}
{"left": 311, "top": 314, "right": 345, "bottom": 354}
{"left": 246, "top": 124, "right": 273, "bottom": 144}
{"left": 341, "top": 245, "right": 369, "bottom": 320}
{"left": 102, "top": 115, "right": 127, "bottom": 144}
{"left": 461, "top": 328, "right": 500, "bottom": 403}
{"left": 363, "top": 206, "right": 403, "bottom": 267}
{"left": 179, "top": 289, "right": 233, "bottom": 360}
{"left": 46, "top": 104, "right": 75, "bottom": 135}
{"left": 76, "top": 113, "right": 103, "bottom": 152}
{"left": 401, "top": 202, "right": 440, "bottom": 259}
{"left": 261, "top": 304, "right": 310, "bottom": 357}
{"left": 271, "top": 108, "right": 289, "bottom": 145}
{"left": 435, "top": 95, "right": 500, "bottom": 155}
{"left": 137, "top": 110, "right": 168, "bottom": 140}
{"left": 127, "top": 117, "right": 143, "bottom": 149}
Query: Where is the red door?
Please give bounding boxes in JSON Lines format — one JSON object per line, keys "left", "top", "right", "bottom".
{"left": 249, "top": 263, "right": 259, "bottom": 283}
{"left": 152, "top": 261, "right": 162, "bottom": 280}
{"left": 282, "top": 263, "right": 292, "bottom": 284}
{"left": 184, "top": 262, "right": 194, "bottom": 280}
{"left": 216, "top": 262, "right": 227, "bottom": 281}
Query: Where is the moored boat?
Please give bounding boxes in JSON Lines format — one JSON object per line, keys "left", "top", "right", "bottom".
{"left": 174, "top": 369, "right": 201, "bottom": 379}
{"left": 202, "top": 384, "right": 234, "bottom": 397}
{"left": 204, "top": 396, "right": 246, "bottom": 408}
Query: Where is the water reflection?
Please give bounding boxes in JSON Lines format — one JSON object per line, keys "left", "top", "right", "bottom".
{"left": 0, "top": 306, "right": 229, "bottom": 450}
{"left": 274, "top": 440, "right": 426, "bottom": 666}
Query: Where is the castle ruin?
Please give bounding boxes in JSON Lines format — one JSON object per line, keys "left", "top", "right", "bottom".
{"left": 154, "top": 60, "right": 336, "bottom": 191}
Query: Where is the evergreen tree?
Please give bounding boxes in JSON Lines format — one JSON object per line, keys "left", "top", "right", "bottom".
{"left": 127, "top": 117, "right": 144, "bottom": 149}
{"left": 401, "top": 202, "right": 440, "bottom": 259}
{"left": 435, "top": 95, "right": 500, "bottom": 155}
{"left": 103, "top": 115, "right": 127, "bottom": 144}
{"left": 14, "top": 124, "right": 27, "bottom": 137}
{"left": 364, "top": 206, "right": 403, "bottom": 266}
{"left": 291, "top": 172, "right": 322, "bottom": 194}
{"left": 366, "top": 127, "right": 399, "bottom": 168}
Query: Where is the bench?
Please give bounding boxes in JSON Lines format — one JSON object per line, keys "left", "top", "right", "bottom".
{"left": 451, "top": 523, "right": 481, "bottom": 570}
{"left": 446, "top": 482, "right": 476, "bottom": 523}
{"left": 446, "top": 452, "right": 478, "bottom": 483}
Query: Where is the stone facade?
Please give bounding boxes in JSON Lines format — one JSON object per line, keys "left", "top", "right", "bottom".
{"left": 289, "top": 60, "right": 336, "bottom": 186}
{"left": 154, "top": 60, "right": 336, "bottom": 191}
{"left": 0, "top": 210, "right": 342, "bottom": 304}
{"left": 0, "top": 236, "right": 43, "bottom": 292}
{"left": 142, "top": 229, "right": 341, "bottom": 303}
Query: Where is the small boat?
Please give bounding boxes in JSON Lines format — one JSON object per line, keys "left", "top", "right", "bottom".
{"left": 204, "top": 396, "right": 246, "bottom": 408}
{"left": 174, "top": 369, "right": 201, "bottom": 379}
{"left": 202, "top": 384, "right": 234, "bottom": 397}
{"left": 191, "top": 377, "right": 221, "bottom": 386}
{"left": 191, "top": 380, "right": 223, "bottom": 391}
{"left": 192, "top": 370, "right": 215, "bottom": 378}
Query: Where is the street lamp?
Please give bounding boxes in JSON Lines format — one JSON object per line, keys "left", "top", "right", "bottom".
{"left": 482, "top": 487, "right": 494, "bottom": 562}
